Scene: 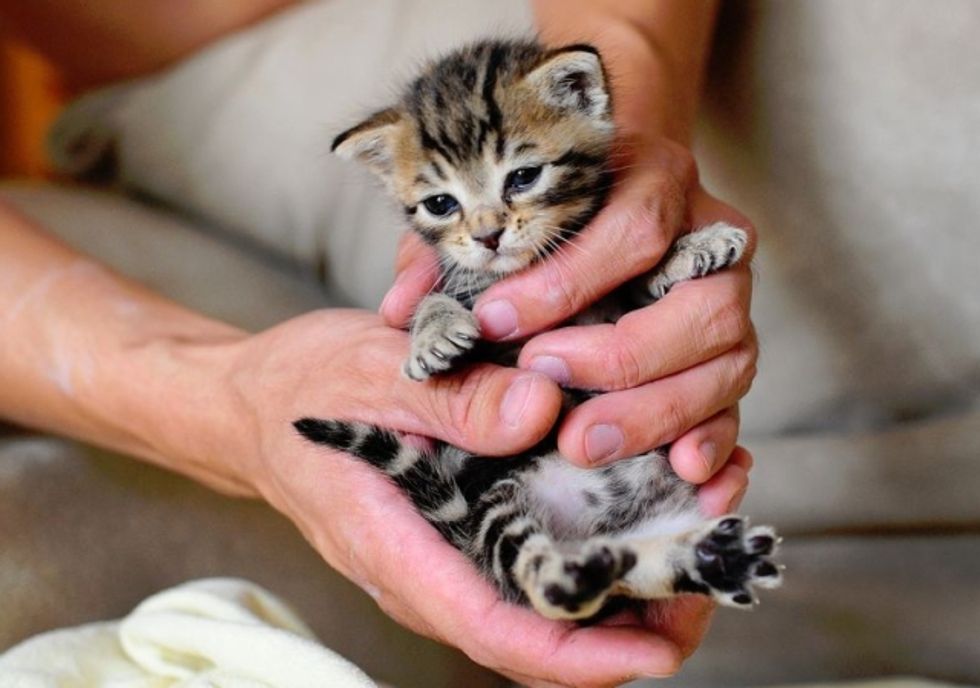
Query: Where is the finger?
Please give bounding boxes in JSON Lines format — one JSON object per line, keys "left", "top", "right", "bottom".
{"left": 697, "top": 446, "right": 753, "bottom": 516}
{"left": 519, "top": 266, "right": 752, "bottom": 390}
{"left": 380, "top": 232, "right": 440, "bottom": 328}
{"left": 473, "top": 164, "right": 694, "bottom": 340}
{"left": 643, "top": 596, "right": 715, "bottom": 661}
{"left": 556, "top": 334, "right": 757, "bottom": 466}
{"left": 470, "top": 605, "right": 683, "bottom": 685}
{"left": 390, "top": 363, "right": 563, "bottom": 456}
{"left": 668, "top": 406, "right": 740, "bottom": 484}
{"left": 312, "top": 321, "right": 563, "bottom": 456}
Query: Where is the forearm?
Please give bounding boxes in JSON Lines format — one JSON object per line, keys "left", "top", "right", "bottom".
{"left": 533, "top": 0, "right": 719, "bottom": 144}
{"left": 0, "top": 0, "right": 298, "bottom": 89}
{"left": 0, "top": 201, "right": 253, "bottom": 495}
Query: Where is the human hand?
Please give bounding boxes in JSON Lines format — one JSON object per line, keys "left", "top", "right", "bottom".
{"left": 382, "top": 138, "right": 758, "bottom": 487}
{"left": 206, "top": 309, "right": 750, "bottom": 687}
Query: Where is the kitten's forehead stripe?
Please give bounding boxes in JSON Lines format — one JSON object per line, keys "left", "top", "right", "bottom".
{"left": 553, "top": 150, "right": 606, "bottom": 168}
{"left": 430, "top": 162, "right": 447, "bottom": 181}
{"left": 419, "top": 124, "right": 455, "bottom": 165}
{"left": 481, "top": 43, "right": 507, "bottom": 160}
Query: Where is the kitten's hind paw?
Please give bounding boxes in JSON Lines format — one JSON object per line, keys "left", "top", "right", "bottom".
{"left": 526, "top": 542, "right": 637, "bottom": 620}
{"left": 677, "top": 516, "right": 782, "bottom": 608}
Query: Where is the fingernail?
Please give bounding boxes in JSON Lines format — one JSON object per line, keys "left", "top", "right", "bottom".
{"left": 477, "top": 300, "right": 518, "bottom": 339}
{"left": 585, "top": 424, "right": 624, "bottom": 464}
{"left": 528, "top": 355, "right": 571, "bottom": 385}
{"left": 699, "top": 440, "right": 717, "bottom": 475}
{"left": 728, "top": 486, "right": 747, "bottom": 512}
{"left": 500, "top": 375, "right": 536, "bottom": 427}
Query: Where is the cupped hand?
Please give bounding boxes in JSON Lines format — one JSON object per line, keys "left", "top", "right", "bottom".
{"left": 211, "top": 308, "right": 750, "bottom": 687}
{"left": 381, "top": 139, "right": 759, "bottom": 485}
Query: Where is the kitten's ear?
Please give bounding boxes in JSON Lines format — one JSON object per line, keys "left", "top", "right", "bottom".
{"left": 525, "top": 44, "right": 610, "bottom": 118}
{"left": 331, "top": 108, "right": 405, "bottom": 177}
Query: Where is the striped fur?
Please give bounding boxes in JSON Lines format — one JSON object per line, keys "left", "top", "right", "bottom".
{"left": 301, "top": 40, "right": 781, "bottom": 620}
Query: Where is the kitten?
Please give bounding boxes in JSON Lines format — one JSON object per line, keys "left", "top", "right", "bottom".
{"left": 295, "top": 39, "right": 780, "bottom": 621}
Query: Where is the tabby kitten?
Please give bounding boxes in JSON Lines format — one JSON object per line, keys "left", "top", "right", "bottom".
{"left": 295, "top": 39, "right": 781, "bottom": 620}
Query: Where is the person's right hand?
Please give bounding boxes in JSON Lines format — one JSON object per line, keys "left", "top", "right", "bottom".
{"left": 197, "top": 308, "right": 750, "bottom": 686}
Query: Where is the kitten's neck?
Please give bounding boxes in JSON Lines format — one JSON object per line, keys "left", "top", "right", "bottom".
{"left": 440, "top": 264, "right": 501, "bottom": 309}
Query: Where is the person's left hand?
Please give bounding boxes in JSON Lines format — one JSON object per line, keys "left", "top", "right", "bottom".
{"left": 382, "top": 137, "right": 758, "bottom": 487}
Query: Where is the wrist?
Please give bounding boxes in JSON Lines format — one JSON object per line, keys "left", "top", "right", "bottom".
{"left": 95, "top": 315, "right": 260, "bottom": 498}
{"left": 533, "top": 4, "right": 713, "bottom": 146}
{"left": 599, "top": 21, "right": 696, "bottom": 145}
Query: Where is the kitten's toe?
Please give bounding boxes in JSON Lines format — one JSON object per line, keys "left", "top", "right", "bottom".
{"left": 403, "top": 355, "right": 434, "bottom": 381}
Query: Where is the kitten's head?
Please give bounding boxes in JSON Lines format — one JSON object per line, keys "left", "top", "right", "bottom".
{"left": 332, "top": 40, "right": 614, "bottom": 276}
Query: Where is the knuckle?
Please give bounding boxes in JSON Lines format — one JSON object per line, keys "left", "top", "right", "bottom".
{"left": 436, "top": 368, "right": 492, "bottom": 443}
{"left": 626, "top": 172, "right": 685, "bottom": 265}
{"left": 603, "top": 339, "right": 646, "bottom": 390}
{"left": 656, "top": 394, "right": 693, "bottom": 442}
{"left": 665, "top": 140, "right": 699, "bottom": 187}
{"left": 644, "top": 172, "right": 685, "bottom": 233}
{"left": 728, "top": 341, "right": 758, "bottom": 397}
{"left": 707, "top": 296, "right": 751, "bottom": 347}
{"left": 543, "top": 264, "right": 587, "bottom": 316}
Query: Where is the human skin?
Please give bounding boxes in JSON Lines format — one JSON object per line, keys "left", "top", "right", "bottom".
{"left": 0, "top": 1, "right": 754, "bottom": 686}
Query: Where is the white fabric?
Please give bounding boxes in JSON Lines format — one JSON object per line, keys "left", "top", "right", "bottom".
{"left": 0, "top": 578, "right": 377, "bottom": 687}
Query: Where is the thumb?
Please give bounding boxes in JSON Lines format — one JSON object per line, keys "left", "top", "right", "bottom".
{"left": 393, "top": 364, "right": 563, "bottom": 456}
{"left": 380, "top": 232, "right": 440, "bottom": 328}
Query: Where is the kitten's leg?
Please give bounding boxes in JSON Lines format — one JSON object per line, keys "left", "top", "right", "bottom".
{"left": 471, "top": 478, "right": 635, "bottom": 620}
{"left": 405, "top": 293, "right": 480, "bottom": 381}
{"left": 619, "top": 516, "right": 782, "bottom": 608}
{"left": 643, "top": 222, "right": 748, "bottom": 302}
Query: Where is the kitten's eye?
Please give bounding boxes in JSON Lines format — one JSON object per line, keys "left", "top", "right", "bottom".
{"left": 422, "top": 194, "right": 460, "bottom": 218}
{"left": 505, "top": 166, "right": 543, "bottom": 193}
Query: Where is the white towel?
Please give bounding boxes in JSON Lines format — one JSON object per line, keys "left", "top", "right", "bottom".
{"left": 0, "top": 578, "right": 378, "bottom": 687}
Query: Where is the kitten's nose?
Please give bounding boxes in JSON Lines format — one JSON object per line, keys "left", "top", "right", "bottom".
{"left": 474, "top": 228, "right": 505, "bottom": 251}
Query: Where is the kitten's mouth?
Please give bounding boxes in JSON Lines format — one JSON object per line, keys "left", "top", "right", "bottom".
{"left": 484, "top": 248, "right": 535, "bottom": 274}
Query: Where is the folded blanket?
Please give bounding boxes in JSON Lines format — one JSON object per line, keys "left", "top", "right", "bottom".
{"left": 0, "top": 578, "right": 378, "bottom": 687}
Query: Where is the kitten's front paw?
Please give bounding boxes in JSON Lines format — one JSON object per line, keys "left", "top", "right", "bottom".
{"left": 647, "top": 222, "right": 749, "bottom": 300}
{"left": 676, "top": 516, "right": 782, "bottom": 608}
{"left": 404, "top": 307, "right": 481, "bottom": 381}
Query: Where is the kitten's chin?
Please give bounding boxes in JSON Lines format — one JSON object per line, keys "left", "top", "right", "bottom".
{"left": 449, "top": 249, "right": 535, "bottom": 276}
{"left": 488, "top": 252, "right": 535, "bottom": 275}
